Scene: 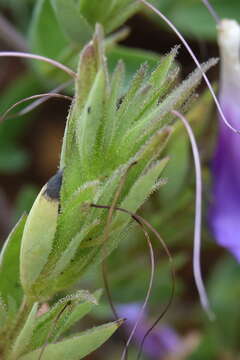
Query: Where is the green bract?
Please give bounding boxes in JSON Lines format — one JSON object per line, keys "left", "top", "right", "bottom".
{"left": 18, "top": 25, "right": 217, "bottom": 301}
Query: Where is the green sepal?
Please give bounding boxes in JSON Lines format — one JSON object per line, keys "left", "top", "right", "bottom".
{"left": 46, "top": 220, "right": 100, "bottom": 293}
{"left": 76, "top": 68, "right": 107, "bottom": 178}
{"left": 118, "top": 58, "right": 218, "bottom": 155}
{"left": 20, "top": 185, "right": 59, "bottom": 297}
{"left": 80, "top": 158, "right": 169, "bottom": 270}
{"left": 55, "top": 181, "right": 100, "bottom": 253}
{"left": 113, "top": 158, "right": 169, "bottom": 230}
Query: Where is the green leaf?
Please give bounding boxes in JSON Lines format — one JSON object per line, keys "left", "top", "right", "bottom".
{"left": 10, "top": 303, "right": 39, "bottom": 360}
{"left": 26, "top": 290, "right": 99, "bottom": 353}
{"left": 49, "top": 290, "right": 102, "bottom": 340}
{"left": 103, "top": 0, "right": 140, "bottom": 33}
{"left": 51, "top": 0, "right": 93, "bottom": 45}
{"left": 148, "top": 0, "right": 240, "bottom": 40}
{"left": 79, "top": 0, "right": 140, "bottom": 33}
{"left": 19, "top": 320, "right": 123, "bottom": 360}
{"left": 79, "top": 0, "right": 114, "bottom": 26}
{"left": 0, "top": 215, "right": 27, "bottom": 318}
{"left": 29, "top": 0, "right": 77, "bottom": 82}
{"left": 29, "top": 0, "right": 67, "bottom": 60}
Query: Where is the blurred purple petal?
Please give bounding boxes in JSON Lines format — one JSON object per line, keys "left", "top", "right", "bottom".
{"left": 117, "top": 303, "right": 181, "bottom": 359}
{"left": 209, "top": 19, "right": 240, "bottom": 261}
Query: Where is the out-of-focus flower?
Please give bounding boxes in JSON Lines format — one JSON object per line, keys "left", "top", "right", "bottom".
{"left": 117, "top": 303, "right": 181, "bottom": 359}
{"left": 209, "top": 19, "right": 240, "bottom": 261}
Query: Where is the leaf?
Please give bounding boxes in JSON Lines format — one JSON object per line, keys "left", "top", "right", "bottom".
{"left": 26, "top": 290, "right": 100, "bottom": 352}
{"left": 20, "top": 185, "right": 59, "bottom": 295}
{"left": 79, "top": 0, "right": 114, "bottom": 26}
{"left": 29, "top": 0, "right": 77, "bottom": 82}
{"left": 79, "top": 0, "right": 140, "bottom": 33}
{"left": 51, "top": 0, "right": 93, "bottom": 45}
{"left": 29, "top": 0, "right": 68, "bottom": 60}
{"left": 104, "top": 0, "right": 140, "bottom": 33}
{"left": 0, "top": 215, "right": 27, "bottom": 318}
{"left": 10, "top": 303, "right": 39, "bottom": 360}
{"left": 19, "top": 320, "right": 123, "bottom": 360}
{"left": 49, "top": 289, "right": 102, "bottom": 340}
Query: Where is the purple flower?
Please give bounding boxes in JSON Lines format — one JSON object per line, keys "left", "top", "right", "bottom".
{"left": 117, "top": 303, "right": 181, "bottom": 359}
{"left": 209, "top": 19, "right": 240, "bottom": 261}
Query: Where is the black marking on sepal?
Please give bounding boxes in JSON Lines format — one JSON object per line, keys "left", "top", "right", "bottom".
{"left": 45, "top": 170, "right": 63, "bottom": 200}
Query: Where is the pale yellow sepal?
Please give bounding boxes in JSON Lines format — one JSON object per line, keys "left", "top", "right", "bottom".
{"left": 20, "top": 185, "right": 59, "bottom": 295}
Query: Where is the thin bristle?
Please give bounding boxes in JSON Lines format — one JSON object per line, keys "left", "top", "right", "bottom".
{"left": 172, "top": 110, "right": 215, "bottom": 321}
{"left": 120, "top": 225, "right": 154, "bottom": 360}
{"left": 18, "top": 81, "right": 73, "bottom": 117}
{"left": 0, "top": 51, "right": 77, "bottom": 78}
{"left": 0, "top": 93, "right": 73, "bottom": 123}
